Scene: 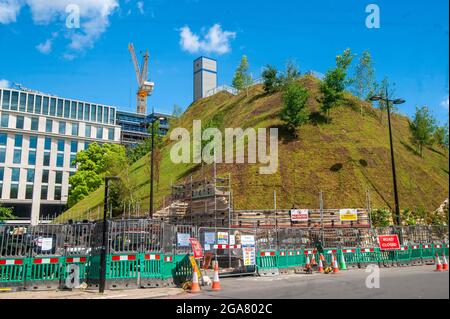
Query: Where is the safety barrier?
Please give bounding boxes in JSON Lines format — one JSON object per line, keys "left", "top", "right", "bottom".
{"left": 1, "top": 222, "right": 449, "bottom": 291}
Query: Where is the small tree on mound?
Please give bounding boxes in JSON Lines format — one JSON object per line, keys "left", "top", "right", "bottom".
{"left": 280, "top": 82, "right": 310, "bottom": 134}
{"left": 409, "top": 106, "right": 436, "bottom": 156}
{"left": 232, "top": 55, "right": 252, "bottom": 96}
{"left": 262, "top": 65, "right": 280, "bottom": 94}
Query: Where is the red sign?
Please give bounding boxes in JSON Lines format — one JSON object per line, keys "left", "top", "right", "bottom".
{"left": 378, "top": 235, "right": 400, "bottom": 250}
{"left": 189, "top": 238, "right": 204, "bottom": 259}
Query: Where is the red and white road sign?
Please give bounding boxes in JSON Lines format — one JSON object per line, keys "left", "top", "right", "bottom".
{"left": 189, "top": 238, "right": 204, "bottom": 259}
{"left": 377, "top": 235, "right": 400, "bottom": 250}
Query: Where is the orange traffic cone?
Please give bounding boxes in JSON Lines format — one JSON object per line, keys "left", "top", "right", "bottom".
{"left": 435, "top": 253, "right": 443, "bottom": 271}
{"left": 211, "top": 262, "right": 221, "bottom": 291}
{"left": 317, "top": 256, "right": 324, "bottom": 273}
{"left": 442, "top": 253, "right": 448, "bottom": 271}
{"left": 311, "top": 254, "right": 317, "bottom": 266}
{"left": 190, "top": 266, "right": 201, "bottom": 293}
{"left": 305, "top": 255, "right": 311, "bottom": 268}
{"left": 332, "top": 254, "right": 339, "bottom": 274}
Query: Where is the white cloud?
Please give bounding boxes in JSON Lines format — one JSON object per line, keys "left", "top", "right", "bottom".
{"left": 36, "top": 32, "right": 58, "bottom": 54}
{"left": 179, "top": 23, "right": 236, "bottom": 55}
{"left": 136, "top": 1, "right": 144, "bottom": 14}
{"left": 0, "top": 0, "right": 119, "bottom": 56}
{"left": 441, "top": 95, "right": 449, "bottom": 109}
{"left": 0, "top": 0, "right": 22, "bottom": 24}
{"left": 0, "top": 79, "right": 10, "bottom": 88}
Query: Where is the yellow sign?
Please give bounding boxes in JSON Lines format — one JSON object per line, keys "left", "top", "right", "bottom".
{"left": 339, "top": 209, "right": 358, "bottom": 221}
{"left": 189, "top": 256, "right": 203, "bottom": 279}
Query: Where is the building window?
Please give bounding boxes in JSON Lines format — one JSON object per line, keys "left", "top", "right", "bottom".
{"left": 96, "top": 127, "right": 103, "bottom": 139}
{"left": 1, "top": 114, "right": 9, "bottom": 128}
{"left": 42, "top": 170, "right": 49, "bottom": 183}
{"left": 0, "top": 167, "right": 4, "bottom": 181}
{"left": 0, "top": 134, "right": 6, "bottom": 164}
{"left": 85, "top": 125, "right": 91, "bottom": 138}
{"left": 25, "top": 185, "right": 34, "bottom": 199}
{"left": 85, "top": 141, "right": 91, "bottom": 150}
{"left": 27, "top": 94, "right": 34, "bottom": 113}
{"left": 97, "top": 106, "right": 103, "bottom": 123}
{"left": 10, "top": 91, "right": 18, "bottom": 111}
{"left": 103, "top": 107, "right": 109, "bottom": 124}
{"left": 54, "top": 186, "right": 62, "bottom": 200}
{"left": 108, "top": 128, "right": 114, "bottom": 140}
{"left": 28, "top": 150, "right": 36, "bottom": 165}
{"left": 71, "top": 101, "right": 77, "bottom": 119}
{"left": 50, "top": 98, "right": 56, "bottom": 116}
{"left": 64, "top": 100, "right": 70, "bottom": 118}
{"left": 42, "top": 97, "right": 49, "bottom": 115}
{"left": 2, "top": 90, "right": 10, "bottom": 109}
{"left": 29, "top": 136, "right": 37, "bottom": 149}
{"left": 13, "top": 149, "right": 22, "bottom": 164}
{"left": 70, "top": 154, "right": 76, "bottom": 168}
{"left": 26, "top": 169, "right": 35, "bottom": 183}
{"left": 71, "top": 123, "right": 79, "bottom": 136}
{"left": 19, "top": 93, "right": 26, "bottom": 112}
{"left": 35, "top": 95, "right": 42, "bottom": 114}
{"left": 14, "top": 135, "right": 23, "bottom": 147}
{"left": 59, "top": 121, "right": 66, "bottom": 134}
{"left": 84, "top": 104, "right": 90, "bottom": 121}
{"left": 10, "top": 184, "right": 19, "bottom": 199}
{"left": 57, "top": 99, "right": 63, "bottom": 117}
{"left": 91, "top": 105, "right": 97, "bottom": 122}
{"left": 11, "top": 168, "right": 20, "bottom": 182}
{"left": 57, "top": 139, "right": 65, "bottom": 152}
{"left": 70, "top": 140, "right": 78, "bottom": 153}
{"left": 41, "top": 185, "right": 48, "bottom": 200}
{"left": 56, "top": 153, "right": 64, "bottom": 167}
{"left": 55, "top": 171, "right": 63, "bottom": 184}
{"left": 44, "top": 137, "right": 51, "bottom": 150}
{"left": 16, "top": 116, "right": 24, "bottom": 129}
{"left": 109, "top": 108, "right": 115, "bottom": 124}
{"left": 31, "top": 117, "right": 39, "bottom": 131}
{"left": 43, "top": 151, "right": 50, "bottom": 166}
{"left": 46, "top": 119, "right": 53, "bottom": 133}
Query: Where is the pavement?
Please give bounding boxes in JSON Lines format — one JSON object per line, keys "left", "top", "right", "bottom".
{"left": 1, "top": 265, "right": 448, "bottom": 299}
{"left": 168, "top": 265, "right": 449, "bottom": 299}
{"left": 0, "top": 287, "right": 185, "bottom": 299}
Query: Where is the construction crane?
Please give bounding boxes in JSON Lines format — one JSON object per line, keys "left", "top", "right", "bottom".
{"left": 128, "top": 43, "right": 154, "bottom": 114}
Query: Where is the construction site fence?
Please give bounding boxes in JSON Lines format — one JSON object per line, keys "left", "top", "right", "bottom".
{"left": 1, "top": 221, "right": 448, "bottom": 290}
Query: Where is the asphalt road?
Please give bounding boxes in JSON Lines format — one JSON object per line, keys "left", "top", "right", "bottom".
{"left": 166, "top": 265, "right": 449, "bottom": 299}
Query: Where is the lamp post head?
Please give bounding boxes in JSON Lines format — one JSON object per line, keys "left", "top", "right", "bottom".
{"left": 369, "top": 95, "right": 382, "bottom": 101}
{"left": 393, "top": 99, "right": 406, "bottom": 105}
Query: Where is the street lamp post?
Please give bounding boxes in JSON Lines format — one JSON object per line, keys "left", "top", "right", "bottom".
{"left": 99, "top": 176, "right": 119, "bottom": 294}
{"left": 147, "top": 114, "right": 166, "bottom": 219}
{"left": 370, "top": 89, "right": 405, "bottom": 230}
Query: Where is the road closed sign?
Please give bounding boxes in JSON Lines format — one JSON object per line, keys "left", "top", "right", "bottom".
{"left": 378, "top": 235, "right": 400, "bottom": 250}
{"left": 189, "top": 238, "right": 204, "bottom": 259}
{"left": 290, "top": 209, "right": 309, "bottom": 222}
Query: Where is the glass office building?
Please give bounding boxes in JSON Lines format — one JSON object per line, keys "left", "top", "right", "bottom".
{"left": 0, "top": 88, "right": 121, "bottom": 225}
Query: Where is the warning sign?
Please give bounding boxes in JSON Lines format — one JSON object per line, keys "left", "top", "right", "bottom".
{"left": 217, "top": 232, "right": 228, "bottom": 244}
{"left": 189, "top": 238, "right": 204, "bottom": 259}
{"left": 378, "top": 235, "right": 400, "bottom": 250}
{"left": 241, "top": 235, "right": 256, "bottom": 266}
{"left": 290, "top": 209, "right": 309, "bottom": 222}
{"left": 339, "top": 209, "right": 358, "bottom": 221}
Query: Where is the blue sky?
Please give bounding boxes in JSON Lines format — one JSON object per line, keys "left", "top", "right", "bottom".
{"left": 0, "top": 0, "right": 448, "bottom": 123}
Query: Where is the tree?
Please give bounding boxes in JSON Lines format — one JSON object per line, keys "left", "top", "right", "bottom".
{"left": 172, "top": 104, "right": 183, "bottom": 118}
{"left": 279, "top": 60, "right": 300, "bottom": 86}
{"left": 68, "top": 143, "right": 128, "bottom": 207}
{"left": 318, "top": 49, "right": 355, "bottom": 121}
{"left": 409, "top": 106, "right": 436, "bottom": 156}
{"left": 0, "top": 204, "right": 14, "bottom": 221}
{"left": 376, "top": 77, "right": 397, "bottom": 124}
{"left": 351, "top": 50, "right": 377, "bottom": 114}
{"left": 370, "top": 208, "right": 392, "bottom": 227}
{"left": 279, "top": 82, "right": 310, "bottom": 133}
{"left": 433, "top": 125, "right": 448, "bottom": 149}
{"left": 262, "top": 65, "right": 280, "bottom": 94}
{"left": 232, "top": 55, "right": 252, "bottom": 96}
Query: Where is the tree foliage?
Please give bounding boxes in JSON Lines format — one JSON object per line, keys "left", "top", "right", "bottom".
{"left": 232, "top": 55, "right": 252, "bottom": 94}
{"left": 433, "top": 125, "right": 448, "bottom": 149}
{"left": 172, "top": 104, "right": 183, "bottom": 118}
{"left": 0, "top": 204, "right": 14, "bottom": 221}
{"left": 68, "top": 143, "right": 128, "bottom": 207}
{"left": 318, "top": 48, "right": 355, "bottom": 121}
{"left": 409, "top": 106, "right": 436, "bottom": 156}
{"left": 280, "top": 82, "right": 310, "bottom": 133}
{"left": 376, "top": 76, "right": 397, "bottom": 124}
{"left": 370, "top": 208, "right": 392, "bottom": 227}
{"left": 262, "top": 65, "right": 280, "bottom": 94}
{"left": 351, "top": 50, "right": 377, "bottom": 114}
